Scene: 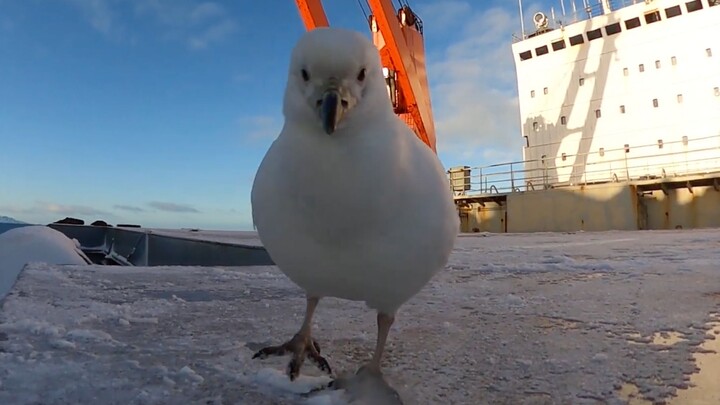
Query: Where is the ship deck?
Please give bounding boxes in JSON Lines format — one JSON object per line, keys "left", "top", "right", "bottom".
{"left": 2, "top": 229, "right": 720, "bottom": 404}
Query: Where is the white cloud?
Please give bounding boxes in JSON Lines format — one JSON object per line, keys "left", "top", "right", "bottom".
{"left": 420, "top": 3, "right": 525, "bottom": 168}
{"left": 1, "top": 201, "right": 112, "bottom": 218}
{"left": 114, "top": 204, "right": 146, "bottom": 213}
{"left": 66, "top": 0, "right": 122, "bottom": 39}
{"left": 187, "top": 19, "right": 237, "bottom": 50}
{"left": 134, "top": 0, "right": 237, "bottom": 49}
{"left": 65, "top": 0, "right": 236, "bottom": 49}
{"left": 147, "top": 201, "right": 200, "bottom": 213}
{"left": 417, "top": 1, "right": 472, "bottom": 30}
{"left": 189, "top": 2, "right": 225, "bottom": 24}
{"left": 238, "top": 115, "right": 282, "bottom": 141}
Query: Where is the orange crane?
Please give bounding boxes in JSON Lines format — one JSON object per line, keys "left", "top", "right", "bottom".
{"left": 294, "top": 0, "right": 437, "bottom": 153}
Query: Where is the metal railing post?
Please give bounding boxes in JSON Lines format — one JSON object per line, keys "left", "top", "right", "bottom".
{"left": 510, "top": 163, "right": 515, "bottom": 191}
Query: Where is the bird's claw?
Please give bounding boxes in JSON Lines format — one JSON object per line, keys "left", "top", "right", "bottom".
{"left": 252, "top": 333, "right": 333, "bottom": 380}
{"left": 252, "top": 345, "right": 286, "bottom": 359}
{"left": 300, "top": 379, "right": 339, "bottom": 398}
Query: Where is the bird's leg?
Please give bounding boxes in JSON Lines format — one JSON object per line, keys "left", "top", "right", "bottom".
{"left": 306, "top": 312, "right": 397, "bottom": 395}
{"left": 303, "top": 312, "right": 404, "bottom": 402}
{"left": 360, "top": 312, "right": 395, "bottom": 375}
{"left": 252, "top": 296, "right": 332, "bottom": 380}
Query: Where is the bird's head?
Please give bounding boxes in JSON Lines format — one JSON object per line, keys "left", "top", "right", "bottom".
{"left": 283, "top": 27, "right": 391, "bottom": 135}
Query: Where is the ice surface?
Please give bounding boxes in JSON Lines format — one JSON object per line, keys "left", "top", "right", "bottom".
{"left": 147, "top": 228, "right": 263, "bottom": 246}
{"left": 0, "top": 225, "right": 89, "bottom": 300}
{"left": 1, "top": 229, "right": 720, "bottom": 404}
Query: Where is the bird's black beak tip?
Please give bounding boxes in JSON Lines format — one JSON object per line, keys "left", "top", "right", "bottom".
{"left": 320, "top": 89, "right": 342, "bottom": 135}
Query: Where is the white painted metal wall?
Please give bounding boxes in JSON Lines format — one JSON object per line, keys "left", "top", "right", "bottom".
{"left": 512, "top": 0, "right": 720, "bottom": 187}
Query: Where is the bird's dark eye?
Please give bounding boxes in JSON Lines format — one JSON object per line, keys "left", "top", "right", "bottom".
{"left": 301, "top": 69, "right": 310, "bottom": 82}
{"left": 357, "top": 68, "right": 366, "bottom": 82}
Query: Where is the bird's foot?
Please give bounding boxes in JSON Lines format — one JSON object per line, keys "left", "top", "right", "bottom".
{"left": 302, "top": 364, "right": 403, "bottom": 404}
{"left": 252, "top": 333, "right": 332, "bottom": 381}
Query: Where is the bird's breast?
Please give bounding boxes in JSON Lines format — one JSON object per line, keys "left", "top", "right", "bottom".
{"left": 265, "top": 135, "right": 402, "bottom": 246}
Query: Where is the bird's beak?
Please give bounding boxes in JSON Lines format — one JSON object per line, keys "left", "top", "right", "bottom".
{"left": 320, "top": 88, "right": 344, "bottom": 135}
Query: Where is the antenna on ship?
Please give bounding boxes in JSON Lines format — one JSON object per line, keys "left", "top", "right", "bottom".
{"left": 518, "top": 0, "right": 526, "bottom": 39}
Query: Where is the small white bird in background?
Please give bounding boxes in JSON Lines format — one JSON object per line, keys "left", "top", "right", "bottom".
{"left": 251, "top": 27, "right": 458, "bottom": 387}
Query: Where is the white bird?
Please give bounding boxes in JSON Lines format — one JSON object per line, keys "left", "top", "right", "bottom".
{"left": 251, "top": 27, "right": 458, "bottom": 384}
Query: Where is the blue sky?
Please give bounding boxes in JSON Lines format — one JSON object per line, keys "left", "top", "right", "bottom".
{"left": 0, "top": 0, "right": 554, "bottom": 230}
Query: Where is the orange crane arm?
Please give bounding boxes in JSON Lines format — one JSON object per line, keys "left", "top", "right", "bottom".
{"left": 293, "top": 0, "right": 436, "bottom": 153}
{"left": 366, "top": 1, "right": 436, "bottom": 152}
{"left": 294, "top": 0, "right": 329, "bottom": 29}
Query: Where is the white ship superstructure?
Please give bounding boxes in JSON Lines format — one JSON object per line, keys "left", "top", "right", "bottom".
{"left": 512, "top": 0, "right": 720, "bottom": 187}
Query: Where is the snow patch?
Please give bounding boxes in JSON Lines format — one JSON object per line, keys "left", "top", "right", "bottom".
{"left": 66, "top": 329, "right": 115, "bottom": 343}
{"left": 178, "top": 365, "right": 205, "bottom": 384}
{"left": 0, "top": 226, "right": 89, "bottom": 299}
{"left": 49, "top": 339, "right": 76, "bottom": 350}
{"left": 305, "top": 390, "right": 348, "bottom": 405}
{"left": 0, "top": 319, "right": 65, "bottom": 338}
{"left": 252, "top": 367, "right": 332, "bottom": 395}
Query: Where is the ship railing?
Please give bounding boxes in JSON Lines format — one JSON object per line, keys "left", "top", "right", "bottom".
{"left": 513, "top": 0, "right": 643, "bottom": 42}
{"left": 449, "top": 134, "right": 720, "bottom": 196}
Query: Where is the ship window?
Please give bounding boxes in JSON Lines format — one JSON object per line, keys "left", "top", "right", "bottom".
{"left": 569, "top": 34, "right": 584, "bottom": 46}
{"left": 519, "top": 50, "right": 532, "bottom": 60}
{"left": 714, "top": 87, "right": 719, "bottom": 96}
{"left": 677, "top": 94, "right": 683, "bottom": 103}
{"left": 653, "top": 98, "right": 659, "bottom": 107}
{"left": 624, "top": 144, "right": 630, "bottom": 153}
{"left": 543, "top": 87, "right": 548, "bottom": 95}
{"left": 561, "top": 153, "right": 567, "bottom": 161}
{"left": 707, "top": 48, "right": 713, "bottom": 57}
{"left": 682, "top": 135, "right": 688, "bottom": 145}
{"left": 645, "top": 11, "right": 661, "bottom": 24}
{"left": 655, "top": 60, "right": 661, "bottom": 69}
{"left": 686, "top": 0, "right": 703, "bottom": 12}
{"left": 605, "top": 22, "right": 621, "bottom": 36}
{"left": 625, "top": 17, "right": 641, "bottom": 30}
{"left": 671, "top": 56, "right": 677, "bottom": 65}
{"left": 551, "top": 39, "right": 566, "bottom": 51}
{"left": 561, "top": 116, "right": 567, "bottom": 125}
{"left": 533, "top": 121, "right": 539, "bottom": 131}
{"left": 587, "top": 28, "right": 602, "bottom": 41}
{"left": 531, "top": 90, "right": 536, "bottom": 97}
{"left": 536, "top": 45, "right": 549, "bottom": 56}
{"left": 639, "top": 64, "right": 645, "bottom": 72}
{"left": 524, "top": 136, "right": 530, "bottom": 147}
{"left": 658, "top": 139, "right": 664, "bottom": 149}
{"left": 623, "top": 67, "right": 629, "bottom": 76}
{"left": 579, "top": 77, "right": 585, "bottom": 86}
{"left": 620, "top": 105, "right": 626, "bottom": 113}
{"left": 599, "top": 148, "right": 605, "bottom": 157}
{"left": 595, "top": 109, "right": 601, "bottom": 118}
{"left": 665, "top": 5, "right": 682, "bottom": 18}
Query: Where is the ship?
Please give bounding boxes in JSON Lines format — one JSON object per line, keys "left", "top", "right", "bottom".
{"left": 452, "top": 0, "right": 720, "bottom": 233}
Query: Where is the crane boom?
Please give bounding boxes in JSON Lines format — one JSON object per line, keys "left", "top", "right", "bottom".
{"left": 293, "top": 0, "right": 437, "bottom": 153}
{"left": 294, "top": 0, "right": 329, "bottom": 29}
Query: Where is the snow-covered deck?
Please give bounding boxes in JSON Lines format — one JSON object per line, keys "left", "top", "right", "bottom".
{"left": 2, "top": 230, "right": 720, "bottom": 404}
